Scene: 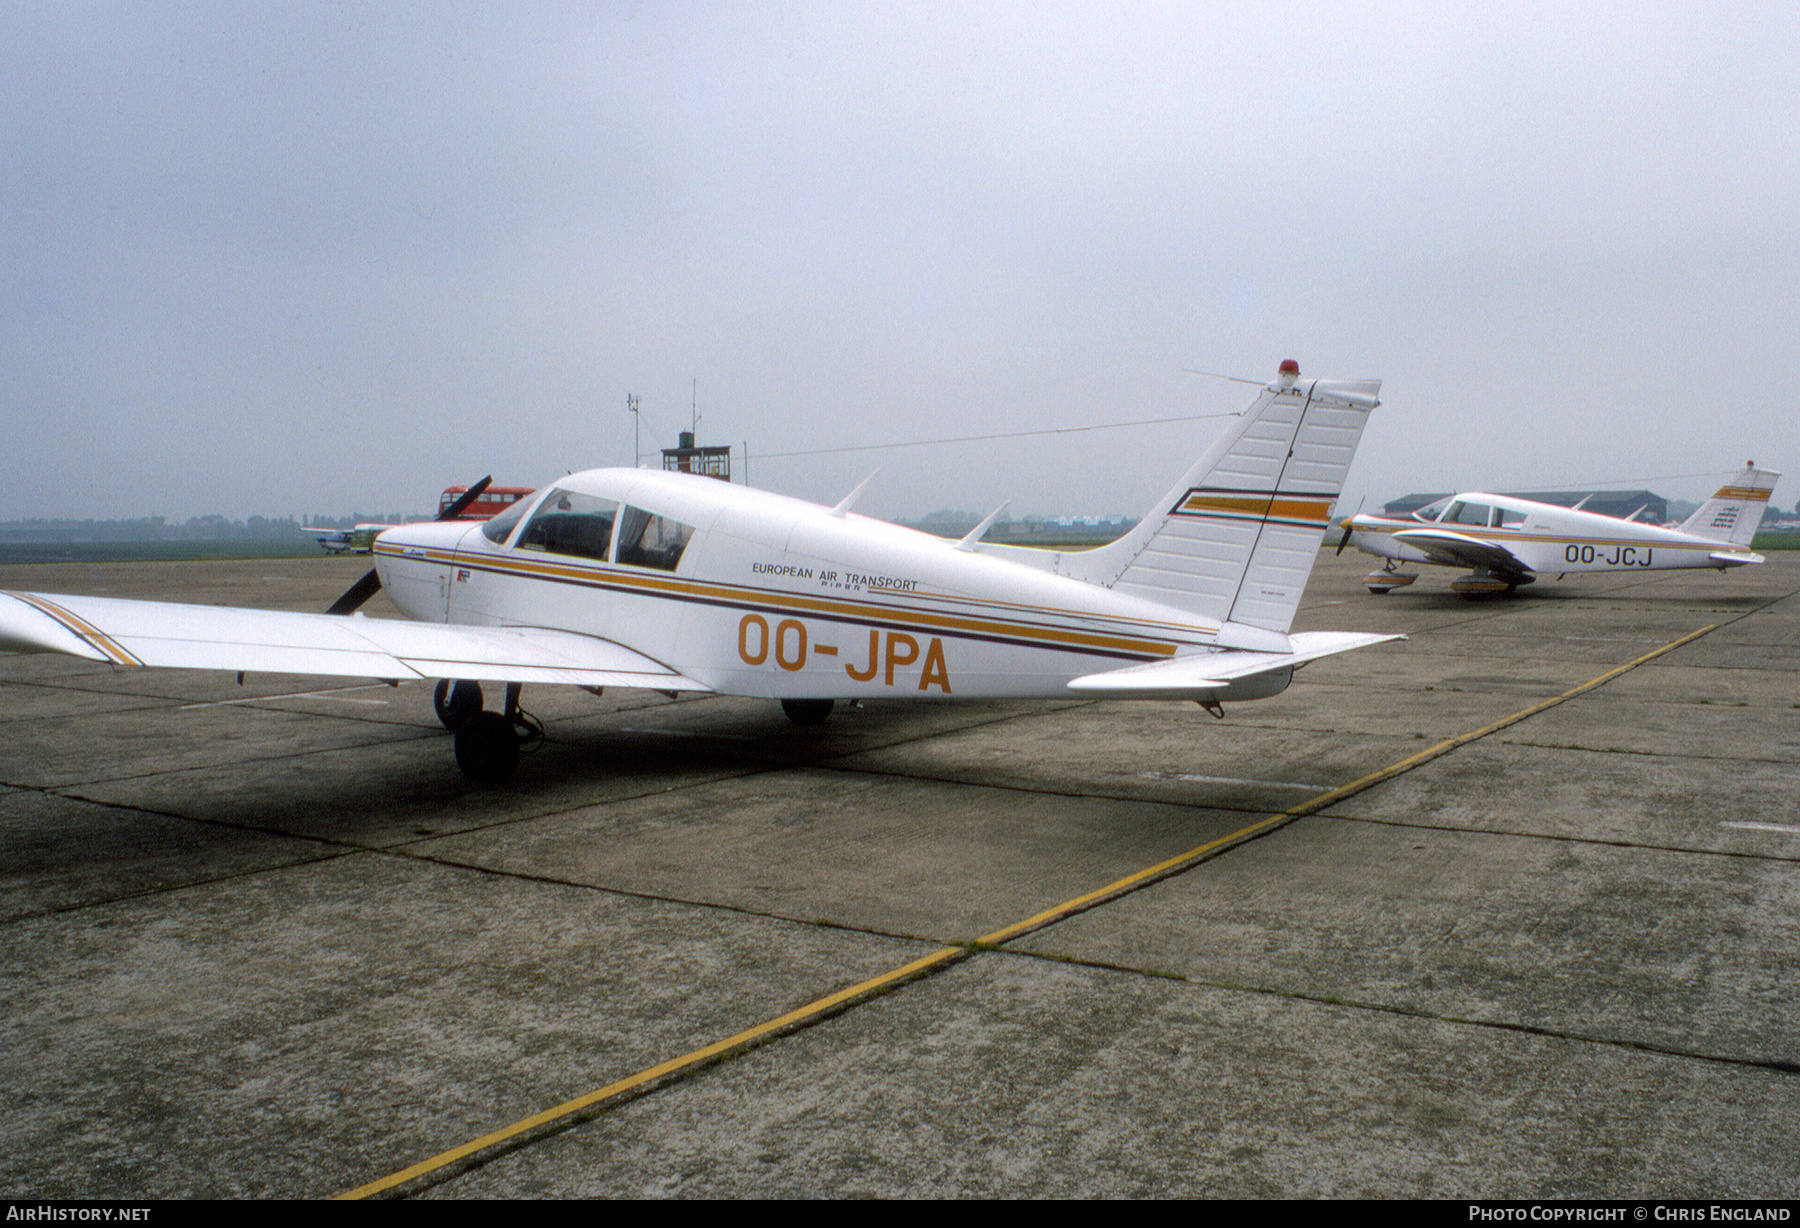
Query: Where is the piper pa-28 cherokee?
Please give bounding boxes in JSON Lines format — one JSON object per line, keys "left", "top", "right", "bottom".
{"left": 1339, "top": 464, "right": 1779, "bottom": 597}
{"left": 1, "top": 361, "right": 1397, "bottom": 783}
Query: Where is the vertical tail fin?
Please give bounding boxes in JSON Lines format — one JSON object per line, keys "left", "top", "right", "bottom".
{"left": 1678, "top": 465, "right": 1779, "bottom": 547}
{"left": 1060, "top": 361, "right": 1378, "bottom": 636}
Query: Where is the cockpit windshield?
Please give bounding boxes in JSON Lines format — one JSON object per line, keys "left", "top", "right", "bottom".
{"left": 1442, "top": 500, "right": 1493, "bottom": 527}
{"left": 1412, "top": 497, "right": 1453, "bottom": 523}
{"left": 516, "top": 489, "right": 619, "bottom": 561}
{"left": 480, "top": 497, "right": 533, "bottom": 544}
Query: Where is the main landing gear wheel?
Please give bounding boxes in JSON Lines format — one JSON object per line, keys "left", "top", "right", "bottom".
{"left": 454, "top": 711, "right": 519, "bottom": 784}
{"left": 1451, "top": 573, "right": 1516, "bottom": 600}
{"left": 450, "top": 683, "right": 544, "bottom": 784}
{"left": 433, "top": 679, "right": 484, "bottom": 730}
{"left": 1364, "top": 568, "right": 1418, "bottom": 596}
{"left": 781, "top": 698, "right": 835, "bottom": 726}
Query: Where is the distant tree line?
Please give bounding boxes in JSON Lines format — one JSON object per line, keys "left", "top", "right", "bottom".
{"left": 898, "top": 509, "right": 1139, "bottom": 545}
{"left": 0, "top": 513, "right": 424, "bottom": 544}
{"left": 300, "top": 513, "right": 428, "bottom": 530}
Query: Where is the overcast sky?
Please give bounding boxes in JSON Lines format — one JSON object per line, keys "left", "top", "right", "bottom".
{"left": 5, "top": 2, "right": 1796, "bottom": 524}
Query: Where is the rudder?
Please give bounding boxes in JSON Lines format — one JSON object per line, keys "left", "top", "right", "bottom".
{"left": 1062, "top": 361, "right": 1378, "bottom": 635}
{"left": 1678, "top": 465, "right": 1780, "bottom": 547}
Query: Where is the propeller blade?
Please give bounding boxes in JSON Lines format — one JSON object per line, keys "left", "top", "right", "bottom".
{"left": 438, "top": 476, "right": 494, "bottom": 521}
{"left": 1334, "top": 499, "right": 1364, "bottom": 556}
{"left": 328, "top": 473, "right": 489, "bottom": 614}
{"left": 326, "top": 567, "right": 383, "bottom": 616}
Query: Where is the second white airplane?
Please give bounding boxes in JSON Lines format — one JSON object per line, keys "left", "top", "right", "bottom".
{"left": 1340, "top": 465, "right": 1779, "bottom": 596}
{"left": 2, "top": 361, "right": 1394, "bottom": 782}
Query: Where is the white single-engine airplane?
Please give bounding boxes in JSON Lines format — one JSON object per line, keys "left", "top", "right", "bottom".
{"left": 1, "top": 361, "right": 1397, "bottom": 783}
{"left": 307, "top": 523, "right": 390, "bottom": 555}
{"left": 1340, "top": 465, "right": 1779, "bottom": 596}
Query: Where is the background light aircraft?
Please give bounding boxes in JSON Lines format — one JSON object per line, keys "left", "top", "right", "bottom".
{"left": 1, "top": 362, "right": 1396, "bottom": 783}
{"left": 308, "top": 484, "right": 536, "bottom": 553}
{"left": 307, "top": 524, "right": 390, "bottom": 555}
{"left": 1341, "top": 464, "right": 1779, "bottom": 596}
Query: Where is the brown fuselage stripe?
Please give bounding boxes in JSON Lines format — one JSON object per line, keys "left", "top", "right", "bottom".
{"left": 1353, "top": 521, "right": 1740, "bottom": 552}
{"left": 380, "top": 546, "right": 1202, "bottom": 662}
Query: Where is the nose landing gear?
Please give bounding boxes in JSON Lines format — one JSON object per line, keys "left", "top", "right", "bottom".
{"left": 1364, "top": 561, "right": 1419, "bottom": 595}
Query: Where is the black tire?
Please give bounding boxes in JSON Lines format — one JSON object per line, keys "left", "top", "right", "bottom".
{"left": 433, "top": 679, "right": 484, "bottom": 730}
{"left": 781, "top": 698, "right": 835, "bottom": 727}
{"left": 454, "top": 710, "right": 520, "bottom": 783}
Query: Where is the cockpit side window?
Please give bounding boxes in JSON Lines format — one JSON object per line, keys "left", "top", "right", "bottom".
{"left": 1445, "top": 501, "right": 1492, "bottom": 526}
{"left": 1496, "top": 507, "right": 1526, "bottom": 528}
{"left": 517, "top": 489, "right": 619, "bottom": 561}
{"left": 615, "top": 505, "right": 695, "bottom": 571}
{"left": 480, "top": 498, "right": 533, "bottom": 544}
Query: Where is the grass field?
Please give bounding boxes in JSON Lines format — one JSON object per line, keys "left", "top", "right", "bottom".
{"left": 0, "top": 540, "right": 336, "bottom": 566}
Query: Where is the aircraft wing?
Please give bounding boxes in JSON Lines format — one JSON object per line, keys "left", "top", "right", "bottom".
{"left": 307, "top": 523, "right": 396, "bottom": 540}
{"left": 1065, "top": 631, "right": 1402, "bottom": 698}
{"left": 1390, "top": 528, "right": 1531, "bottom": 575}
{"left": 0, "top": 591, "right": 711, "bottom": 691}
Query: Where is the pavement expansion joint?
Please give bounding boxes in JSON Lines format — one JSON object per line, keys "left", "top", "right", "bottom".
{"left": 803, "top": 757, "right": 1298, "bottom": 815}
{"left": 1304, "top": 809, "right": 1800, "bottom": 865}
{"left": 1499, "top": 735, "right": 1800, "bottom": 769}
{"left": 380, "top": 841, "right": 972, "bottom": 951}
{"left": 0, "top": 842, "right": 360, "bottom": 926}
{"left": 1052, "top": 960, "right": 1800, "bottom": 1080}
{"left": 36, "top": 784, "right": 448, "bottom": 867}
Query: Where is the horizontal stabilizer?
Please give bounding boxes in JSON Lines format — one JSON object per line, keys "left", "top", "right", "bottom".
{"left": 1066, "top": 631, "right": 1401, "bottom": 698}
{"left": 0, "top": 591, "right": 712, "bottom": 691}
{"left": 1709, "top": 550, "right": 1764, "bottom": 568}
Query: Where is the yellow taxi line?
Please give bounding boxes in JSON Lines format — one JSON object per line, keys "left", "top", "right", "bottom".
{"left": 335, "top": 621, "right": 1717, "bottom": 1199}
{"left": 335, "top": 946, "right": 968, "bottom": 1200}
{"left": 976, "top": 622, "right": 1716, "bottom": 946}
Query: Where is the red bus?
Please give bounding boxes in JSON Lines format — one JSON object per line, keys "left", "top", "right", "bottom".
{"left": 438, "top": 485, "right": 536, "bottom": 521}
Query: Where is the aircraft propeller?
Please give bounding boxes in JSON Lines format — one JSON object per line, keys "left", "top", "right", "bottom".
{"left": 1334, "top": 496, "right": 1366, "bottom": 556}
{"left": 324, "top": 475, "right": 493, "bottom": 615}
